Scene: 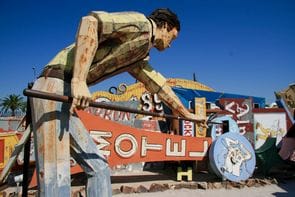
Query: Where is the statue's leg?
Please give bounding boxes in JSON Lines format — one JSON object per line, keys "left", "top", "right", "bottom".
{"left": 30, "top": 78, "right": 71, "bottom": 196}
{"left": 69, "top": 115, "right": 112, "bottom": 197}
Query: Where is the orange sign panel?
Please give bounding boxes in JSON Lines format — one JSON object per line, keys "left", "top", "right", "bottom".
{"left": 77, "top": 110, "right": 211, "bottom": 166}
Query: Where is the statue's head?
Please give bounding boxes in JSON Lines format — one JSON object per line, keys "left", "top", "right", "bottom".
{"left": 149, "top": 8, "right": 180, "bottom": 51}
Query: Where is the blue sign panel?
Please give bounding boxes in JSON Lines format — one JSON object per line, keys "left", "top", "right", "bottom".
{"left": 172, "top": 87, "right": 265, "bottom": 108}
{"left": 210, "top": 116, "right": 239, "bottom": 140}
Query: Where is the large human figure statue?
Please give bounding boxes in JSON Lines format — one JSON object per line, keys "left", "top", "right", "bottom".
{"left": 30, "top": 8, "right": 206, "bottom": 196}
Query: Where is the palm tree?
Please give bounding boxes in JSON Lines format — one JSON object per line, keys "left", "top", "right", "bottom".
{"left": 0, "top": 94, "right": 26, "bottom": 116}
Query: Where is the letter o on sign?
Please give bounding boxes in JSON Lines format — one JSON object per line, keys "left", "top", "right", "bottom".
{"left": 115, "top": 134, "right": 138, "bottom": 158}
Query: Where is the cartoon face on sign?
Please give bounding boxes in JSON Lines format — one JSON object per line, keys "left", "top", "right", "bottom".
{"left": 221, "top": 137, "right": 251, "bottom": 177}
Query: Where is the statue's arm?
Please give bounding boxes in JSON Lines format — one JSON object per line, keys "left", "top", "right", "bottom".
{"left": 128, "top": 60, "right": 199, "bottom": 120}
{"left": 70, "top": 16, "right": 98, "bottom": 113}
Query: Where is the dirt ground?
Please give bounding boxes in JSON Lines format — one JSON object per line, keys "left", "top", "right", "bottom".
{"left": 1, "top": 162, "right": 294, "bottom": 196}
{"left": 115, "top": 180, "right": 295, "bottom": 197}
{"left": 110, "top": 163, "right": 295, "bottom": 197}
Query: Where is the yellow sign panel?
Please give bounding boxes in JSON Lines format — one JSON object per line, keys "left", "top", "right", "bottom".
{"left": 195, "top": 97, "right": 207, "bottom": 137}
{"left": 0, "top": 133, "right": 19, "bottom": 169}
{"left": 92, "top": 78, "right": 213, "bottom": 102}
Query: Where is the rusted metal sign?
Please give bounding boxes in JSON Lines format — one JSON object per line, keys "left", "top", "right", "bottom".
{"left": 77, "top": 110, "right": 211, "bottom": 166}
{"left": 86, "top": 101, "right": 138, "bottom": 126}
{"left": 219, "top": 98, "right": 254, "bottom": 144}
{"left": 219, "top": 98, "right": 253, "bottom": 134}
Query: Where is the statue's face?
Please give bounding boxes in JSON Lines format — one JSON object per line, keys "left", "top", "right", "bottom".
{"left": 154, "top": 26, "right": 178, "bottom": 51}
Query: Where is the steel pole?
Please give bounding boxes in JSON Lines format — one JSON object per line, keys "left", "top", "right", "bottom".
{"left": 23, "top": 89, "right": 221, "bottom": 125}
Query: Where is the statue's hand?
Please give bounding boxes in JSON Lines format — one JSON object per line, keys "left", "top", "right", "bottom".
{"left": 70, "top": 78, "right": 92, "bottom": 114}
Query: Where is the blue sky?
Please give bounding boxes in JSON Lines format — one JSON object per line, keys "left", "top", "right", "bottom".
{"left": 0, "top": 0, "right": 294, "bottom": 104}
